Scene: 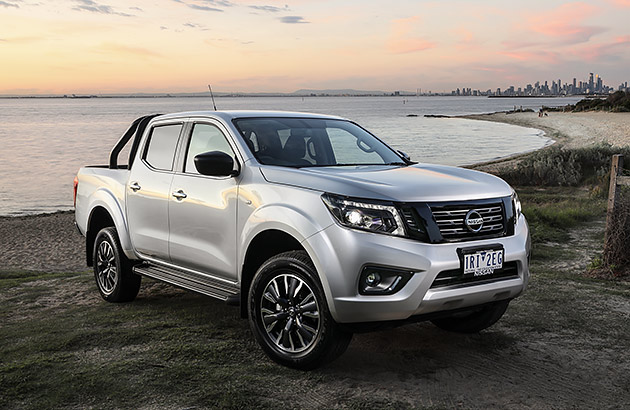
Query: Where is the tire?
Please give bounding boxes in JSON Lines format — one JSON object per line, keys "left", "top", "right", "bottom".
{"left": 93, "top": 227, "right": 141, "bottom": 303}
{"left": 248, "top": 250, "right": 352, "bottom": 370}
{"left": 431, "top": 299, "right": 511, "bottom": 334}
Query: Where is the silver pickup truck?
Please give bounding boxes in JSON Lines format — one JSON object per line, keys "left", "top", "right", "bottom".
{"left": 74, "top": 110, "right": 530, "bottom": 369}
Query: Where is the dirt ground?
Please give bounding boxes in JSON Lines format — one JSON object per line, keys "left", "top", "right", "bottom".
{"left": 1, "top": 212, "right": 629, "bottom": 409}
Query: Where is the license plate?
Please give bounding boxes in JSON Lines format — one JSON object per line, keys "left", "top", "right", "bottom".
{"left": 463, "top": 249, "right": 503, "bottom": 276}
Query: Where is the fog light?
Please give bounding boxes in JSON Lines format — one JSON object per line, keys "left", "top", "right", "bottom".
{"left": 365, "top": 272, "right": 381, "bottom": 287}
{"left": 359, "top": 266, "right": 414, "bottom": 295}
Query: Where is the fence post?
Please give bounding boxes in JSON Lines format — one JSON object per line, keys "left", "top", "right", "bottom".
{"left": 605, "top": 154, "right": 624, "bottom": 247}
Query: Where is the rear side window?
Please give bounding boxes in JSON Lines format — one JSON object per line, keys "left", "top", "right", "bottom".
{"left": 144, "top": 124, "right": 182, "bottom": 171}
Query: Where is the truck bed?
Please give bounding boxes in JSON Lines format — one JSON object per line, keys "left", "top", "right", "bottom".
{"left": 74, "top": 166, "right": 130, "bottom": 237}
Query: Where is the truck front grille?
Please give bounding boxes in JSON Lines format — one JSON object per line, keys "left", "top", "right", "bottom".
{"left": 430, "top": 202, "right": 505, "bottom": 241}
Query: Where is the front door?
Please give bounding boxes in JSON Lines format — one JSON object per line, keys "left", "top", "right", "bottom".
{"left": 168, "top": 121, "right": 240, "bottom": 281}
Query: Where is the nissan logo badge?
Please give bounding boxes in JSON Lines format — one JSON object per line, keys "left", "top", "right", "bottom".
{"left": 464, "top": 210, "right": 484, "bottom": 233}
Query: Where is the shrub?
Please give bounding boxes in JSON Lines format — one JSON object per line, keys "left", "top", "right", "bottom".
{"left": 563, "top": 91, "right": 630, "bottom": 112}
{"left": 496, "top": 144, "right": 630, "bottom": 187}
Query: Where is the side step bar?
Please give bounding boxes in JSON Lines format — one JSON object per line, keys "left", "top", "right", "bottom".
{"left": 134, "top": 263, "right": 240, "bottom": 302}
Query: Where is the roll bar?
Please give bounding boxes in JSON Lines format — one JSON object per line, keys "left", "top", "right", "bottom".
{"left": 109, "top": 114, "right": 162, "bottom": 169}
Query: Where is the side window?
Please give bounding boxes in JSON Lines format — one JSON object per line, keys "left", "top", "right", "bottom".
{"left": 144, "top": 124, "right": 182, "bottom": 171}
{"left": 185, "top": 123, "right": 236, "bottom": 174}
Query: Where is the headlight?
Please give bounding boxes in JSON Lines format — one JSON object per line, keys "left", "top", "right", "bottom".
{"left": 322, "top": 193, "right": 406, "bottom": 236}
{"left": 512, "top": 190, "right": 522, "bottom": 225}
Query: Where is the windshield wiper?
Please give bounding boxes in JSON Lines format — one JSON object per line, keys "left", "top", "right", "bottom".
{"left": 295, "top": 162, "right": 408, "bottom": 168}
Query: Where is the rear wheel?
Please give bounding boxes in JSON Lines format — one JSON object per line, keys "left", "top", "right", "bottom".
{"left": 248, "top": 250, "right": 352, "bottom": 370}
{"left": 431, "top": 299, "right": 510, "bottom": 333}
{"left": 93, "top": 227, "right": 141, "bottom": 302}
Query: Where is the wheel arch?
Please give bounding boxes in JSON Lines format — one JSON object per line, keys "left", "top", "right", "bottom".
{"left": 85, "top": 191, "right": 133, "bottom": 266}
{"left": 239, "top": 229, "right": 304, "bottom": 318}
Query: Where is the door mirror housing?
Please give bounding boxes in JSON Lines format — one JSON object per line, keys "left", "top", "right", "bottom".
{"left": 194, "top": 151, "right": 238, "bottom": 177}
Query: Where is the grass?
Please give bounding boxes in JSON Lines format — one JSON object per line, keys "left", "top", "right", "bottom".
{"left": 0, "top": 274, "right": 287, "bottom": 409}
{"left": 517, "top": 186, "right": 606, "bottom": 245}
{"left": 1, "top": 186, "right": 629, "bottom": 409}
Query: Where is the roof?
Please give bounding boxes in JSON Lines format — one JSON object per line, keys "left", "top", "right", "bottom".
{"left": 155, "top": 110, "right": 346, "bottom": 122}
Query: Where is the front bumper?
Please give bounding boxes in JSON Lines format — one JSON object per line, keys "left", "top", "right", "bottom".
{"left": 303, "top": 215, "right": 530, "bottom": 324}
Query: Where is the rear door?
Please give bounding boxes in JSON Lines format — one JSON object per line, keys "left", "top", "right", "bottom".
{"left": 127, "top": 121, "right": 184, "bottom": 260}
{"left": 168, "top": 120, "right": 240, "bottom": 281}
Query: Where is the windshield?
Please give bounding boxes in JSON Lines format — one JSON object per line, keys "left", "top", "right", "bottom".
{"left": 233, "top": 117, "right": 405, "bottom": 167}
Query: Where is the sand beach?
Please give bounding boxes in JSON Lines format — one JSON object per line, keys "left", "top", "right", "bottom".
{"left": 464, "top": 110, "right": 630, "bottom": 148}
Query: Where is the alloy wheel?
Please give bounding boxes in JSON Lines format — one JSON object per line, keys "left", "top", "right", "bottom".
{"left": 260, "top": 273, "right": 321, "bottom": 353}
{"left": 96, "top": 240, "right": 117, "bottom": 295}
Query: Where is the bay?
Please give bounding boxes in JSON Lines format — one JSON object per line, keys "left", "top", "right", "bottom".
{"left": 0, "top": 95, "right": 581, "bottom": 216}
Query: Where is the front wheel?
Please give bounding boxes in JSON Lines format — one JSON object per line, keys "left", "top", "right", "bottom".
{"left": 93, "top": 227, "right": 141, "bottom": 303}
{"left": 248, "top": 251, "right": 352, "bottom": 370}
{"left": 431, "top": 299, "right": 511, "bottom": 333}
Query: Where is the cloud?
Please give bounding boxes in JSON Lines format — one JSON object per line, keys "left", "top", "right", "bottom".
{"left": 97, "top": 43, "right": 162, "bottom": 58}
{"left": 279, "top": 15, "right": 308, "bottom": 24}
{"left": 0, "top": 1, "right": 19, "bottom": 7}
{"left": 183, "top": 22, "right": 209, "bottom": 30}
{"left": 130, "top": 6, "right": 143, "bottom": 11}
{"left": 0, "top": 36, "right": 41, "bottom": 44}
{"left": 73, "top": 0, "right": 134, "bottom": 17}
{"left": 499, "top": 50, "right": 561, "bottom": 65}
{"left": 609, "top": 0, "right": 630, "bottom": 6}
{"left": 573, "top": 35, "right": 630, "bottom": 61}
{"left": 527, "top": 2, "right": 606, "bottom": 45}
{"left": 249, "top": 5, "right": 288, "bottom": 13}
{"left": 387, "top": 16, "right": 435, "bottom": 54}
{"left": 502, "top": 40, "right": 544, "bottom": 50}
{"left": 173, "top": 0, "right": 231, "bottom": 12}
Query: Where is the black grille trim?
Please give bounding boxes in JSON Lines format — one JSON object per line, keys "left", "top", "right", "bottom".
{"left": 431, "top": 261, "right": 519, "bottom": 289}
{"left": 428, "top": 197, "right": 512, "bottom": 242}
{"left": 397, "top": 196, "right": 514, "bottom": 244}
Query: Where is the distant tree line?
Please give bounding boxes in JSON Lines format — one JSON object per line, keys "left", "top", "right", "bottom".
{"left": 547, "top": 91, "right": 630, "bottom": 112}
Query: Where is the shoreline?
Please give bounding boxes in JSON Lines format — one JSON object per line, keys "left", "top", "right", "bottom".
{"left": 2, "top": 111, "right": 629, "bottom": 219}
{"left": 460, "top": 110, "right": 630, "bottom": 149}
{"left": 457, "top": 110, "right": 630, "bottom": 171}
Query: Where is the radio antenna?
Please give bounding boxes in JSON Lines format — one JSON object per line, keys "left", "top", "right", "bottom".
{"left": 208, "top": 84, "right": 217, "bottom": 111}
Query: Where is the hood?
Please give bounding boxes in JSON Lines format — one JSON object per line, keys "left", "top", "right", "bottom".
{"left": 259, "top": 164, "right": 513, "bottom": 202}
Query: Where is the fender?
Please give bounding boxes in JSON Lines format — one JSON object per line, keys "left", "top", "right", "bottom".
{"left": 86, "top": 188, "right": 135, "bottom": 260}
{"left": 238, "top": 200, "right": 337, "bottom": 306}
{"left": 238, "top": 201, "right": 333, "bottom": 275}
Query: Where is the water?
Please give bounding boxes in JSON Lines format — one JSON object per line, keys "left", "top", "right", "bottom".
{"left": 0, "top": 95, "right": 581, "bottom": 216}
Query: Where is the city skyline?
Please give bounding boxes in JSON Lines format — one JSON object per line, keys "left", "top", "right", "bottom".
{"left": 445, "top": 72, "right": 630, "bottom": 97}
{"left": 1, "top": 1, "right": 630, "bottom": 95}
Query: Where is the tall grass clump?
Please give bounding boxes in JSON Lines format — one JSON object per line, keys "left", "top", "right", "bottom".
{"left": 496, "top": 144, "right": 630, "bottom": 187}
{"left": 517, "top": 188, "right": 605, "bottom": 245}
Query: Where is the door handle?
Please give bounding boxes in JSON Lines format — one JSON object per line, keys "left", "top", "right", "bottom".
{"left": 172, "top": 190, "right": 187, "bottom": 200}
{"left": 129, "top": 182, "right": 141, "bottom": 192}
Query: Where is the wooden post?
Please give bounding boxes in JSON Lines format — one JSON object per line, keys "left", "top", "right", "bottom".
{"left": 605, "top": 154, "right": 625, "bottom": 248}
{"left": 607, "top": 155, "right": 624, "bottom": 214}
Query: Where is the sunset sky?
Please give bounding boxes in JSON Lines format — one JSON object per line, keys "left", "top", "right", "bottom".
{"left": 1, "top": 0, "right": 629, "bottom": 95}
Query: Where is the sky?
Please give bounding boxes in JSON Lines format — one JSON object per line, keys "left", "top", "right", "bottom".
{"left": 1, "top": 0, "right": 629, "bottom": 95}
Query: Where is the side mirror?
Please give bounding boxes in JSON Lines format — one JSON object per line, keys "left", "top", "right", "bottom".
{"left": 194, "top": 151, "right": 238, "bottom": 177}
